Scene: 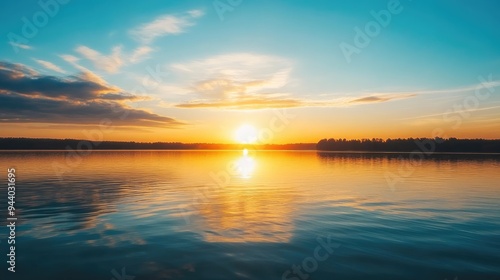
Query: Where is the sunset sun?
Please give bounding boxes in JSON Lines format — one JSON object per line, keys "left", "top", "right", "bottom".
{"left": 235, "top": 124, "right": 258, "bottom": 144}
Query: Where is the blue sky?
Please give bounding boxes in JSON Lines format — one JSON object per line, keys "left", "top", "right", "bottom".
{"left": 1, "top": 0, "right": 500, "bottom": 142}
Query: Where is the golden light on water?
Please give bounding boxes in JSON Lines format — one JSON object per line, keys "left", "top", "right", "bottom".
{"left": 11, "top": 151, "right": 500, "bottom": 245}
{"left": 235, "top": 152, "right": 255, "bottom": 179}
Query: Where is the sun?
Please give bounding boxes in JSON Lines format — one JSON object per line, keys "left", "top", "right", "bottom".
{"left": 235, "top": 124, "right": 258, "bottom": 144}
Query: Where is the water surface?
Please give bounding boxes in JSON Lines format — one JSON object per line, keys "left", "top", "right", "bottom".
{"left": 1, "top": 151, "right": 499, "bottom": 279}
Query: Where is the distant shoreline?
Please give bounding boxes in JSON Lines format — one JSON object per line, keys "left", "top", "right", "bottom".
{"left": 1, "top": 137, "right": 500, "bottom": 153}
{"left": 2, "top": 150, "right": 500, "bottom": 156}
{"left": 0, "top": 138, "right": 316, "bottom": 151}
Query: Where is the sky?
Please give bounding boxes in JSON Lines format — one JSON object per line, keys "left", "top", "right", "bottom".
{"left": 1, "top": 0, "right": 500, "bottom": 143}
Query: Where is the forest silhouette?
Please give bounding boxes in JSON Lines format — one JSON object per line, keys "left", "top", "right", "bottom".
{"left": 317, "top": 138, "right": 500, "bottom": 153}
{"left": 1, "top": 137, "right": 500, "bottom": 153}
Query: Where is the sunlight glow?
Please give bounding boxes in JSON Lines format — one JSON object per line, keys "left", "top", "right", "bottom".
{"left": 235, "top": 124, "right": 258, "bottom": 144}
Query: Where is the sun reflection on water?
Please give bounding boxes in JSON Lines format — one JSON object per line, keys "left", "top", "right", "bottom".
{"left": 236, "top": 149, "right": 255, "bottom": 179}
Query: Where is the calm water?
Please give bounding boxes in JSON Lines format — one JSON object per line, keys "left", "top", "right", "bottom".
{"left": 1, "top": 150, "right": 499, "bottom": 280}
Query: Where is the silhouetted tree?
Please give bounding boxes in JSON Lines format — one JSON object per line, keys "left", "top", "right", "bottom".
{"left": 316, "top": 137, "right": 500, "bottom": 153}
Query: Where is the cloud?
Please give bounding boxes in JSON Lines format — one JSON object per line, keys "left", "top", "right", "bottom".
{"left": 171, "top": 52, "right": 293, "bottom": 94}
{"left": 176, "top": 93, "right": 416, "bottom": 109}
{"left": 0, "top": 61, "right": 182, "bottom": 127}
{"left": 192, "top": 78, "right": 268, "bottom": 99}
{"left": 348, "top": 94, "right": 416, "bottom": 104}
{"left": 60, "top": 54, "right": 111, "bottom": 86}
{"left": 402, "top": 105, "right": 500, "bottom": 121}
{"left": 0, "top": 93, "right": 180, "bottom": 127}
{"left": 170, "top": 53, "right": 296, "bottom": 109}
{"left": 33, "top": 59, "right": 66, "bottom": 74}
{"left": 9, "top": 42, "right": 32, "bottom": 50}
{"left": 170, "top": 53, "right": 416, "bottom": 110}
{"left": 0, "top": 61, "right": 134, "bottom": 101}
{"left": 396, "top": 79, "right": 500, "bottom": 121}
{"left": 0, "top": 61, "right": 38, "bottom": 76}
{"left": 169, "top": 53, "right": 500, "bottom": 110}
{"left": 176, "top": 94, "right": 303, "bottom": 109}
{"left": 130, "top": 46, "right": 154, "bottom": 63}
{"left": 76, "top": 45, "right": 124, "bottom": 73}
{"left": 130, "top": 10, "right": 204, "bottom": 43}
{"left": 60, "top": 54, "right": 79, "bottom": 64}
{"left": 65, "top": 9, "right": 206, "bottom": 74}
{"left": 73, "top": 45, "right": 155, "bottom": 73}
{"left": 187, "top": 9, "right": 204, "bottom": 18}
{"left": 171, "top": 53, "right": 290, "bottom": 80}
{"left": 404, "top": 79, "right": 500, "bottom": 96}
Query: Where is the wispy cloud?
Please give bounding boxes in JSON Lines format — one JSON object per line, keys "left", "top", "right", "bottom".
{"left": 130, "top": 46, "right": 154, "bottom": 63}
{"left": 73, "top": 45, "right": 155, "bottom": 73}
{"left": 171, "top": 52, "right": 293, "bottom": 93}
{"left": 60, "top": 54, "right": 111, "bottom": 86}
{"left": 130, "top": 9, "right": 205, "bottom": 43}
{"left": 397, "top": 79, "right": 500, "bottom": 121}
{"left": 176, "top": 93, "right": 416, "bottom": 109}
{"left": 170, "top": 53, "right": 500, "bottom": 110}
{"left": 58, "top": 9, "right": 204, "bottom": 74}
{"left": 170, "top": 53, "right": 415, "bottom": 109}
{"left": 412, "top": 81, "right": 500, "bottom": 95}
{"left": 9, "top": 42, "right": 32, "bottom": 50}
{"left": 187, "top": 9, "right": 204, "bottom": 18}
{"left": 348, "top": 94, "right": 416, "bottom": 104}
{"left": 76, "top": 45, "right": 124, "bottom": 73}
{"left": 402, "top": 105, "right": 500, "bottom": 120}
{"left": 176, "top": 94, "right": 303, "bottom": 109}
{"left": 33, "top": 59, "right": 66, "bottom": 74}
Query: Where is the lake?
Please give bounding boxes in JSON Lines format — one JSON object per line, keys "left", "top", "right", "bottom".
{"left": 1, "top": 150, "right": 499, "bottom": 280}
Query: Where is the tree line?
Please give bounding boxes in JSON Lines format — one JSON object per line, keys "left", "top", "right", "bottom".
{"left": 0, "top": 138, "right": 316, "bottom": 150}
{"left": 316, "top": 138, "right": 500, "bottom": 153}
{"left": 1, "top": 137, "right": 499, "bottom": 152}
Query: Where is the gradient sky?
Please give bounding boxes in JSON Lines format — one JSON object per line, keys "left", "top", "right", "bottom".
{"left": 1, "top": 0, "right": 500, "bottom": 143}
